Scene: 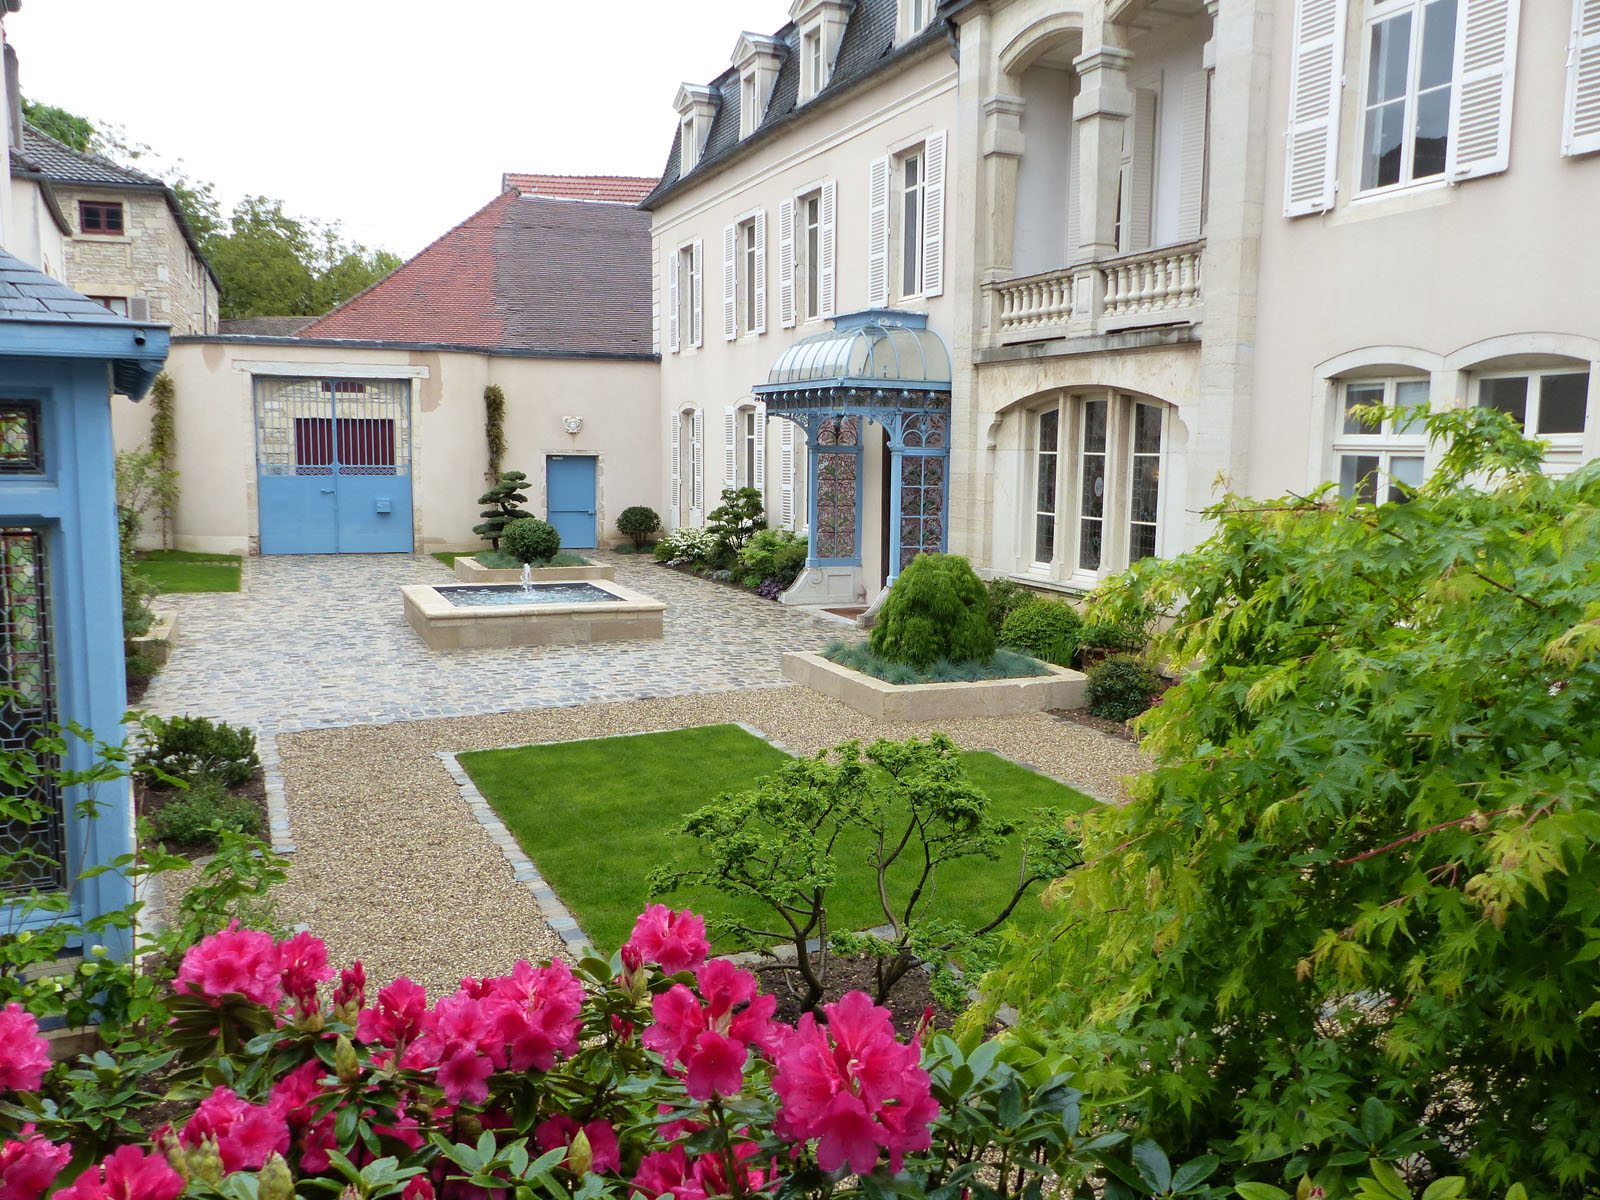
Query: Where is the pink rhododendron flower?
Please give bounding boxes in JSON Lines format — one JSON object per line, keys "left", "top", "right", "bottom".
{"left": 180, "top": 1086, "right": 290, "bottom": 1173}
{"left": 642, "top": 961, "right": 776, "bottom": 1101}
{"left": 334, "top": 961, "right": 366, "bottom": 1012}
{"left": 278, "top": 931, "right": 333, "bottom": 1017}
{"left": 772, "top": 991, "right": 939, "bottom": 1174}
{"left": 176, "top": 922, "right": 283, "bottom": 1007}
{"left": 357, "top": 977, "right": 428, "bottom": 1048}
{"left": 535, "top": 1117, "right": 620, "bottom": 1173}
{"left": 0, "top": 1005, "right": 52, "bottom": 1094}
{"left": 624, "top": 906, "right": 710, "bottom": 974}
{"left": 631, "top": 1146, "right": 688, "bottom": 1199}
{"left": 683, "top": 1030, "right": 747, "bottom": 1101}
{"left": 0, "top": 1128, "right": 70, "bottom": 1200}
{"left": 54, "top": 1146, "right": 184, "bottom": 1200}
{"left": 269, "top": 1061, "right": 336, "bottom": 1171}
{"left": 679, "top": 1140, "right": 769, "bottom": 1200}
{"left": 436, "top": 1049, "right": 494, "bottom": 1106}
{"left": 478, "top": 960, "right": 584, "bottom": 1073}
{"left": 402, "top": 1179, "right": 435, "bottom": 1200}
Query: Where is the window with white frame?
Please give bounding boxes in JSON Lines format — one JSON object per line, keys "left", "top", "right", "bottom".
{"left": 741, "top": 219, "right": 761, "bottom": 334}
{"left": 680, "top": 116, "right": 699, "bottom": 173}
{"left": 1033, "top": 408, "right": 1059, "bottom": 565}
{"left": 740, "top": 408, "right": 760, "bottom": 487}
{"left": 1332, "top": 377, "right": 1429, "bottom": 503}
{"left": 803, "top": 29, "right": 825, "bottom": 99}
{"left": 898, "top": 149, "right": 925, "bottom": 298}
{"left": 1026, "top": 393, "right": 1168, "bottom": 578}
{"left": 677, "top": 245, "right": 695, "bottom": 349}
{"left": 1359, "top": 0, "right": 1458, "bottom": 191}
{"left": 798, "top": 192, "right": 822, "bottom": 320}
{"left": 1477, "top": 366, "right": 1591, "bottom": 471}
{"left": 742, "top": 74, "right": 760, "bottom": 136}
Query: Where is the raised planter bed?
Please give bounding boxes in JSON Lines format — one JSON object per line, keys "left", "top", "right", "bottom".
{"left": 127, "top": 612, "right": 178, "bottom": 667}
{"left": 782, "top": 651, "right": 1086, "bottom": 721}
{"left": 453, "top": 556, "right": 614, "bottom": 584}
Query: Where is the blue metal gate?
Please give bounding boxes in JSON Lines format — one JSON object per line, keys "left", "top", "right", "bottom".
{"left": 254, "top": 377, "right": 413, "bottom": 555}
{"left": 546, "top": 455, "right": 597, "bottom": 549}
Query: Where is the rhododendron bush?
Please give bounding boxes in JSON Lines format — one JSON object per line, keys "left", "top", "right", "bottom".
{"left": 0, "top": 907, "right": 1113, "bottom": 1200}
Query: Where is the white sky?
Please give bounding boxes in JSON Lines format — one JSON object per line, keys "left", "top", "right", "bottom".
{"left": 9, "top": 0, "right": 795, "bottom": 257}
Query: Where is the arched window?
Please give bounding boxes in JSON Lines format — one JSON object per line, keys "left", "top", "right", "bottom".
{"left": 1331, "top": 375, "right": 1430, "bottom": 502}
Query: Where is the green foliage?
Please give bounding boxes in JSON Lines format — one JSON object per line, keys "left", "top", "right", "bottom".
{"left": 999, "top": 596, "right": 1083, "bottom": 666}
{"left": 656, "top": 734, "right": 1079, "bottom": 1012}
{"left": 737, "top": 527, "right": 807, "bottom": 588}
{"left": 147, "top": 777, "right": 260, "bottom": 848}
{"left": 653, "top": 526, "right": 718, "bottom": 563}
{"left": 1085, "top": 655, "right": 1165, "bottom": 721}
{"left": 985, "top": 577, "right": 1037, "bottom": 635}
{"left": 983, "top": 408, "right": 1600, "bottom": 1198}
{"left": 706, "top": 486, "right": 767, "bottom": 554}
{"left": 1081, "top": 615, "right": 1152, "bottom": 653}
{"left": 616, "top": 505, "right": 662, "bottom": 548}
{"left": 136, "top": 714, "right": 259, "bottom": 789}
{"left": 824, "top": 640, "right": 1049, "bottom": 683}
{"left": 870, "top": 553, "right": 997, "bottom": 669}
{"left": 21, "top": 97, "right": 94, "bottom": 150}
{"left": 473, "top": 549, "right": 587, "bottom": 569}
{"left": 501, "top": 516, "right": 561, "bottom": 564}
{"left": 146, "top": 373, "right": 178, "bottom": 549}
{"left": 483, "top": 384, "right": 506, "bottom": 477}
{"left": 473, "top": 470, "right": 534, "bottom": 549}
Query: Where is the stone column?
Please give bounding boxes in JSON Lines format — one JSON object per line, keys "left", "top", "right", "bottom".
{"left": 1071, "top": 42, "right": 1133, "bottom": 264}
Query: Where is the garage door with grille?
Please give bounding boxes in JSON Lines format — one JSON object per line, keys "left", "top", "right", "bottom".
{"left": 254, "top": 377, "right": 414, "bottom": 554}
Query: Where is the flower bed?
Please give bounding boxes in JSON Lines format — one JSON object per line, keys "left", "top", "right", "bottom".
{"left": 450, "top": 555, "right": 613, "bottom": 584}
{"left": 783, "top": 651, "right": 1086, "bottom": 721}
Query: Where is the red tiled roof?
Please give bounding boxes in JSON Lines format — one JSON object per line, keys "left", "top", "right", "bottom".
{"left": 501, "top": 173, "right": 659, "bottom": 204}
{"left": 297, "top": 190, "right": 652, "bottom": 356}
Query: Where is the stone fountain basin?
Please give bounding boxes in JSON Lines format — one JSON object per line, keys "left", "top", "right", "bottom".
{"left": 403, "top": 579, "right": 666, "bottom": 650}
{"left": 451, "top": 556, "right": 615, "bottom": 584}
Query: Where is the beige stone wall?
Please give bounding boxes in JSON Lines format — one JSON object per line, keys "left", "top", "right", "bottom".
{"left": 650, "top": 45, "right": 959, "bottom": 601}
{"left": 57, "top": 185, "right": 217, "bottom": 335}
{"left": 1249, "top": 0, "right": 1600, "bottom": 497}
{"left": 111, "top": 340, "right": 660, "bottom": 556}
{"left": 4, "top": 179, "right": 68, "bottom": 280}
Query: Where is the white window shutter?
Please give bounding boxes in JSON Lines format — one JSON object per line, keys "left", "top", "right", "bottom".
{"left": 723, "top": 224, "right": 738, "bottom": 341}
{"left": 778, "top": 198, "right": 797, "bottom": 329}
{"left": 867, "top": 157, "right": 890, "bottom": 306}
{"left": 724, "top": 406, "right": 738, "bottom": 487}
{"left": 1176, "top": 72, "right": 1209, "bottom": 241}
{"left": 779, "top": 419, "right": 795, "bottom": 528}
{"left": 1448, "top": 0, "right": 1520, "bottom": 180}
{"left": 920, "top": 130, "right": 947, "bottom": 297}
{"left": 753, "top": 210, "right": 768, "bottom": 334}
{"left": 1283, "top": 0, "right": 1346, "bottom": 217}
{"left": 1126, "top": 90, "right": 1158, "bottom": 252}
{"left": 1565, "top": 0, "right": 1600, "bottom": 155}
{"left": 754, "top": 402, "right": 766, "bottom": 491}
{"left": 690, "top": 240, "right": 704, "bottom": 348}
{"left": 1065, "top": 120, "right": 1082, "bottom": 263}
{"left": 670, "top": 413, "right": 681, "bottom": 513}
{"left": 691, "top": 408, "right": 704, "bottom": 516}
{"left": 667, "top": 250, "right": 680, "bottom": 353}
{"left": 818, "top": 180, "right": 837, "bottom": 318}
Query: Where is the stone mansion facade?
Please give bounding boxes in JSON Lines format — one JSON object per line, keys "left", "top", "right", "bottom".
{"left": 644, "top": 0, "right": 1600, "bottom": 607}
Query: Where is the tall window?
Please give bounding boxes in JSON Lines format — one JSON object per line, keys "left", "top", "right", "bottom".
{"left": 1129, "top": 403, "right": 1163, "bottom": 562}
{"left": 677, "top": 246, "right": 695, "bottom": 347}
{"left": 1078, "top": 400, "right": 1108, "bottom": 572}
{"left": 741, "top": 410, "right": 759, "bottom": 487}
{"left": 1360, "top": 0, "right": 1458, "bottom": 191}
{"left": 801, "top": 193, "right": 822, "bottom": 320}
{"left": 803, "top": 29, "right": 824, "bottom": 98}
{"left": 742, "top": 220, "right": 760, "bottom": 333}
{"left": 899, "top": 150, "right": 925, "bottom": 298}
{"left": 909, "top": 0, "right": 929, "bottom": 30}
{"left": 742, "top": 74, "right": 760, "bottom": 136}
{"left": 1034, "top": 409, "right": 1059, "bottom": 564}
{"left": 1333, "top": 377, "right": 1429, "bottom": 502}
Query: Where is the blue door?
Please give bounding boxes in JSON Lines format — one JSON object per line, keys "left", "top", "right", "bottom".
{"left": 546, "top": 455, "right": 597, "bottom": 549}
{"left": 255, "top": 377, "right": 413, "bottom": 554}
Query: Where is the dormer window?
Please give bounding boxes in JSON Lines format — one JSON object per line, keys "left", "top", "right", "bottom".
{"left": 898, "top": 0, "right": 933, "bottom": 42}
{"left": 673, "top": 84, "right": 719, "bottom": 177}
{"left": 791, "top": 0, "right": 850, "bottom": 104}
{"left": 732, "top": 32, "right": 785, "bottom": 139}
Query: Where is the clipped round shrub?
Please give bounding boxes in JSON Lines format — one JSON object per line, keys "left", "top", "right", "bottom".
{"left": 501, "top": 516, "right": 561, "bottom": 564}
{"left": 868, "top": 553, "right": 995, "bottom": 670}
{"left": 1080, "top": 618, "right": 1148, "bottom": 654}
{"left": 985, "top": 578, "right": 1034, "bottom": 636}
{"left": 617, "top": 505, "right": 662, "bottom": 548}
{"left": 999, "top": 598, "right": 1083, "bottom": 666}
{"left": 1085, "top": 655, "right": 1164, "bottom": 722}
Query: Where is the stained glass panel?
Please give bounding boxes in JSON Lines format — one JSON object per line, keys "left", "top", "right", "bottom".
{"left": 0, "top": 528, "right": 63, "bottom": 894}
{"left": 897, "top": 453, "right": 947, "bottom": 568}
{"left": 815, "top": 451, "right": 859, "bottom": 560}
{"left": 0, "top": 402, "right": 44, "bottom": 474}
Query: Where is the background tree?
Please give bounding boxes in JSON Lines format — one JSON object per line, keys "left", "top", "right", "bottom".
{"left": 19, "top": 97, "right": 92, "bottom": 150}
{"left": 984, "top": 407, "right": 1600, "bottom": 1199}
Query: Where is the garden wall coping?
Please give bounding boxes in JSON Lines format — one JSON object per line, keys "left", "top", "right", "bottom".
{"left": 781, "top": 652, "right": 1087, "bottom": 721}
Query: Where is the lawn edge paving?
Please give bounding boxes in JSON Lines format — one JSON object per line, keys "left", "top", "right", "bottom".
{"left": 438, "top": 750, "right": 594, "bottom": 959}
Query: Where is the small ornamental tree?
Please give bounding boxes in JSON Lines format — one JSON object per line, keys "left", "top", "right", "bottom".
{"left": 501, "top": 516, "right": 560, "bottom": 564}
{"left": 869, "top": 553, "right": 996, "bottom": 668}
{"left": 985, "top": 407, "right": 1600, "bottom": 1198}
{"left": 473, "top": 470, "right": 533, "bottom": 550}
{"left": 706, "top": 486, "right": 766, "bottom": 555}
{"left": 616, "top": 505, "right": 661, "bottom": 548}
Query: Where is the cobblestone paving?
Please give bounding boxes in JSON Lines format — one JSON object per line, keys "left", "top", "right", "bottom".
{"left": 142, "top": 551, "right": 845, "bottom": 736}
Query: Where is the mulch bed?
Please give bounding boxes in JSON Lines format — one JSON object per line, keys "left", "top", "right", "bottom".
{"left": 753, "top": 952, "right": 966, "bottom": 1039}
{"left": 1051, "top": 707, "right": 1139, "bottom": 742}
{"left": 134, "top": 772, "right": 270, "bottom": 857}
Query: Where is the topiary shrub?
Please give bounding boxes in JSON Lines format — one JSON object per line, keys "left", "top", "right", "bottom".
{"left": 617, "top": 505, "right": 662, "bottom": 548}
{"left": 868, "top": 553, "right": 996, "bottom": 669}
{"left": 985, "top": 578, "right": 1034, "bottom": 636}
{"left": 136, "top": 715, "right": 259, "bottom": 788}
{"left": 473, "top": 470, "right": 534, "bottom": 549}
{"left": 1084, "top": 654, "right": 1164, "bottom": 722}
{"left": 501, "top": 516, "right": 561, "bottom": 564}
{"left": 706, "top": 487, "right": 767, "bottom": 554}
{"left": 999, "top": 597, "right": 1083, "bottom": 667}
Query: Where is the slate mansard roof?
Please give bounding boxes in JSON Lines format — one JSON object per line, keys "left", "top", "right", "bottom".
{"left": 17, "top": 125, "right": 221, "bottom": 291}
{"left": 639, "top": 0, "right": 949, "bottom": 210}
{"left": 297, "top": 190, "right": 654, "bottom": 359}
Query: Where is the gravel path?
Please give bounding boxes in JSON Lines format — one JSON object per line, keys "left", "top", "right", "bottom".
{"left": 267, "top": 688, "right": 1147, "bottom": 997}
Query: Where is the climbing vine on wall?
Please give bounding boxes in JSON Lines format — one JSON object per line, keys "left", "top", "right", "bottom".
{"left": 484, "top": 384, "right": 507, "bottom": 479}
{"left": 148, "top": 372, "right": 178, "bottom": 549}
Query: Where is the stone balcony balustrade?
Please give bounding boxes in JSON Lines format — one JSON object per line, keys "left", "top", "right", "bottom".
{"left": 985, "top": 240, "right": 1205, "bottom": 347}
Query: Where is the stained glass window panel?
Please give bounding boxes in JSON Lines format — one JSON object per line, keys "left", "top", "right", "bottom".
{"left": 0, "top": 403, "right": 44, "bottom": 474}
{"left": 0, "top": 528, "right": 63, "bottom": 894}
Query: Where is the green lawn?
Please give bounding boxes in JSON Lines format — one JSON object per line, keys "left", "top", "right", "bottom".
{"left": 432, "top": 552, "right": 462, "bottom": 568}
{"left": 133, "top": 550, "right": 241, "bottom": 593}
{"left": 457, "top": 724, "right": 1095, "bottom": 954}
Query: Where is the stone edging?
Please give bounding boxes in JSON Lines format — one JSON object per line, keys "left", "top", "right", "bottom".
{"left": 435, "top": 749, "right": 594, "bottom": 959}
